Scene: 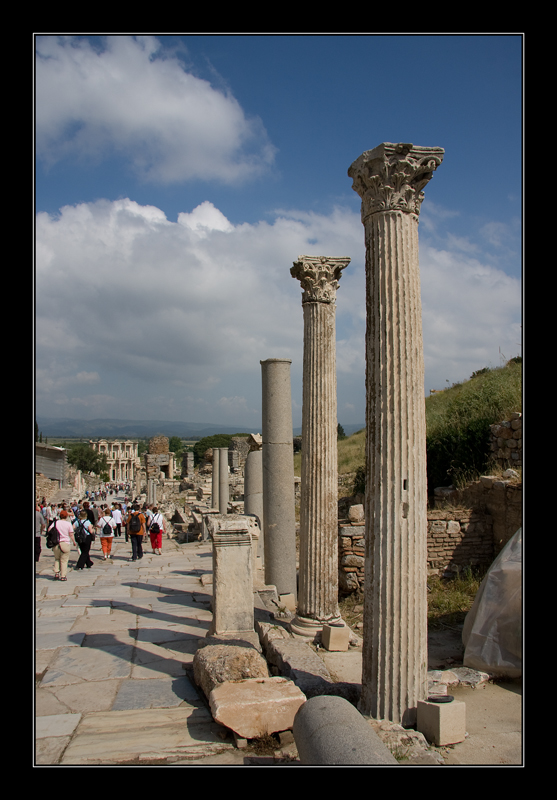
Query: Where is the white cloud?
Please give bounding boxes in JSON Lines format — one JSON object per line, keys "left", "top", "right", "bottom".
{"left": 35, "top": 197, "right": 521, "bottom": 423}
{"left": 35, "top": 35, "right": 276, "bottom": 184}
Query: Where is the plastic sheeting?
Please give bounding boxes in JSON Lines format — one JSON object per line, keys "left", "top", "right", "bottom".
{"left": 462, "top": 528, "right": 522, "bottom": 677}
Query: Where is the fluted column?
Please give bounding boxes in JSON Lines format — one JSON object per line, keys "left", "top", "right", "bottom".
{"left": 348, "top": 142, "right": 444, "bottom": 725}
{"left": 290, "top": 255, "right": 350, "bottom": 638}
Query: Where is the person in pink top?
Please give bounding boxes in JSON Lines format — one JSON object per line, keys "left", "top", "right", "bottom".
{"left": 52, "top": 509, "right": 76, "bottom": 581}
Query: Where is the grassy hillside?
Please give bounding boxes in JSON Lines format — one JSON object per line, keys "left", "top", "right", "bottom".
{"left": 307, "top": 359, "right": 522, "bottom": 496}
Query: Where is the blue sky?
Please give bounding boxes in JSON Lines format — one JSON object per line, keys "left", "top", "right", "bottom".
{"left": 35, "top": 34, "right": 522, "bottom": 429}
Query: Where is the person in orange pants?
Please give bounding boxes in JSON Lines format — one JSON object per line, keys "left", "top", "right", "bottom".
{"left": 97, "top": 506, "right": 116, "bottom": 559}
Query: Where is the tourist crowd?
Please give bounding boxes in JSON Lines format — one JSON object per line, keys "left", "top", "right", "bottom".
{"left": 36, "top": 496, "right": 167, "bottom": 579}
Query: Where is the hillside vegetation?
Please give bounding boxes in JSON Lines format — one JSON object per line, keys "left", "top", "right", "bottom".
{"left": 332, "top": 359, "right": 522, "bottom": 496}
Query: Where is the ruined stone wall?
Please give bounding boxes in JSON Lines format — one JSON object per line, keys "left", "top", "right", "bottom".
{"left": 338, "top": 475, "right": 521, "bottom": 593}
{"left": 426, "top": 509, "right": 493, "bottom": 576}
{"left": 489, "top": 412, "right": 522, "bottom": 469}
{"left": 149, "top": 436, "right": 169, "bottom": 454}
{"left": 436, "top": 477, "right": 522, "bottom": 553}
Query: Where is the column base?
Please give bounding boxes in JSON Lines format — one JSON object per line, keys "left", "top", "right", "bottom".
{"left": 289, "top": 613, "right": 344, "bottom": 641}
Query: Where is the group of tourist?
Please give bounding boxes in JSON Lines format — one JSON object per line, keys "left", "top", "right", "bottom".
{"left": 36, "top": 498, "right": 167, "bottom": 579}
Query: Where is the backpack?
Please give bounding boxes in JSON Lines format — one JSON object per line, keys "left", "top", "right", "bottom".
{"left": 46, "top": 520, "right": 60, "bottom": 549}
{"left": 74, "top": 520, "right": 89, "bottom": 545}
{"left": 102, "top": 517, "right": 113, "bottom": 536}
{"left": 129, "top": 513, "right": 142, "bottom": 533}
{"left": 149, "top": 516, "right": 160, "bottom": 534}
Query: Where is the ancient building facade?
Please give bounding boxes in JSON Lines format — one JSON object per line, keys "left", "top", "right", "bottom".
{"left": 90, "top": 439, "right": 140, "bottom": 482}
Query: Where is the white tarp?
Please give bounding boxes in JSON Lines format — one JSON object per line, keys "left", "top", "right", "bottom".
{"left": 462, "top": 528, "right": 522, "bottom": 677}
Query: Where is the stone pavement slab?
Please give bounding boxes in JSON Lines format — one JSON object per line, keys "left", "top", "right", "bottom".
{"left": 58, "top": 706, "right": 234, "bottom": 765}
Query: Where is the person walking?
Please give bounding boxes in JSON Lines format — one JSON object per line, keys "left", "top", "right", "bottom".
{"left": 148, "top": 507, "right": 165, "bottom": 555}
{"left": 97, "top": 505, "right": 116, "bottom": 559}
{"left": 112, "top": 503, "right": 123, "bottom": 537}
{"left": 51, "top": 509, "right": 76, "bottom": 581}
{"left": 127, "top": 504, "right": 145, "bottom": 562}
{"left": 73, "top": 510, "right": 95, "bottom": 569}
{"left": 36, "top": 504, "right": 45, "bottom": 563}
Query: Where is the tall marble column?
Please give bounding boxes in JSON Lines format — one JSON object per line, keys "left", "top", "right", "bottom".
{"left": 260, "top": 358, "right": 297, "bottom": 598}
{"left": 290, "top": 255, "right": 350, "bottom": 638}
{"left": 348, "top": 142, "right": 444, "bottom": 725}
{"left": 211, "top": 448, "right": 220, "bottom": 510}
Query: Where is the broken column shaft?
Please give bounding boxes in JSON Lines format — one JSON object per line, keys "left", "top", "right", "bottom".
{"left": 348, "top": 142, "right": 444, "bottom": 725}
{"left": 260, "top": 358, "right": 297, "bottom": 599}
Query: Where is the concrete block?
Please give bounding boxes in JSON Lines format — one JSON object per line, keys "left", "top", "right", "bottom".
{"left": 322, "top": 624, "right": 350, "bottom": 652}
{"left": 417, "top": 698, "right": 466, "bottom": 745}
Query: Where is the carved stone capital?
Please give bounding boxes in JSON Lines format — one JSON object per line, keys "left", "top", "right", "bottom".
{"left": 348, "top": 142, "right": 444, "bottom": 220}
{"left": 291, "top": 255, "right": 350, "bottom": 303}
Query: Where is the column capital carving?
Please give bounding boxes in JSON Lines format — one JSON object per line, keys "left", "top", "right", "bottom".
{"left": 348, "top": 142, "right": 444, "bottom": 220}
{"left": 291, "top": 255, "right": 350, "bottom": 303}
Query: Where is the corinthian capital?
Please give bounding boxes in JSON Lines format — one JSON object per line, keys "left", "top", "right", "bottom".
{"left": 348, "top": 142, "right": 444, "bottom": 220}
{"left": 291, "top": 255, "right": 350, "bottom": 303}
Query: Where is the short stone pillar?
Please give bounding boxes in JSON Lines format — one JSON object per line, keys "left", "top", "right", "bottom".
{"left": 290, "top": 255, "right": 350, "bottom": 639}
{"left": 349, "top": 142, "right": 444, "bottom": 726}
{"left": 211, "top": 448, "right": 220, "bottom": 510}
{"left": 218, "top": 448, "right": 229, "bottom": 514}
{"left": 244, "top": 433, "right": 264, "bottom": 562}
{"left": 207, "top": 515, "right": 254, "bottom": 636}
{"left": 260, "top": 358, "right": 297, "bottom": 599}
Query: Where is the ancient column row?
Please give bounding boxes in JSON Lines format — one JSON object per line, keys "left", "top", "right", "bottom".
{"left": 205, "top": 141, "right": 443, "bottom": 728}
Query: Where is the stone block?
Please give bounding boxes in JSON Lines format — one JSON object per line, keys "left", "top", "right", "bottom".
{"left": 417, "top": 699, "right": 466, "bottom": 746}
{"left": 192, "top": 644, "right": 269, "bottom": 700}
{"left": 321, "top": 624, "right": 350, "bottom": 652}
{"left": 209, "top": 677, "right": 306, "bottom": 739}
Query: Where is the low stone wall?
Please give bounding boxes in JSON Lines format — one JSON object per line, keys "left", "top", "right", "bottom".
{"left": 426, "top": 509, "right": 493, "bottom": 576}
{"left": 435, "top": 476, "right": 522, "bottom": 553}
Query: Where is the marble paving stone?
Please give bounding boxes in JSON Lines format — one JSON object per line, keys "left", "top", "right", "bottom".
{"left": 43, "top": 679, "right": 122, "bottom": 715}
{"left": 35, "top": 736, "right": 71, "bottom": 765}
{"left": 40, "top": 643, "right": 134, "bottom": 686}
{"left": 136, "top": 627, "right": 201, "bottom": 646}
{"left": 37, "top": 605, "right": 86, "bottom": 619}
{"left": 59, "top": 706, "right": 227, "bottom": 765}
{"left": 36, "top": 618, "right": 83, "bottom": 634}
{"left": 36, "top": 712, "right": 82, "bottom": 738}
{"left": 112, "top": 676, "right": 201, "bottom": 710}
{"left": 36, "top": 631, "right": 86, "bottom": 650}
{"left": 36, "top": 687, "right": 73, "bottom": 716}
{"left": 61, "top": 598, "right": 111, "bottom": 607}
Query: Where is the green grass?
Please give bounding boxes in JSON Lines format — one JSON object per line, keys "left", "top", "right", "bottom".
{"left": 425, "top": 360, "right": 522, "bottom": 489}
{"left": 427, "top": 567, "right": 485, "bottom": 629}
{"left": 293, "top": 359, "right": 522, "bottom": 497}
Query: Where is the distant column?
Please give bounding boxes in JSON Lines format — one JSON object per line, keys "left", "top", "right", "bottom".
{"left": 290, "top": 255, "right": 350, "bottom": 639}
{"left": 260, "top": 358, "right": 297, "bottom": 598}
{"left": 211, "top": 448, "right": 220, "bottom": 510}
{"left": 348, "top": 142, "right": 444, "bottom": 725}
{"left": 244, "top": 433, "right": 264, "bottom": 562}
{"left": 218, "top": 448, "right": 229, "bottom": 514}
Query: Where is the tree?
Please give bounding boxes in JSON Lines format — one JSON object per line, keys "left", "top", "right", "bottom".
{"left": 168, "top": 436, "right": 182, "bottom": 454}
{"left": 337, "top": 423, "right": 347, "bottom": 440}
{"left": 67, "top": 444, "right": 108, "bottom": 475}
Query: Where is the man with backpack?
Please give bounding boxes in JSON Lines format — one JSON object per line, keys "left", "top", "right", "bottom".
{"left": 127, "top": 504, "right": 146, "bottom": 562}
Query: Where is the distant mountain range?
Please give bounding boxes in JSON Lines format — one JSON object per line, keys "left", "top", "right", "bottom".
{"left": 35, "top": 417, "right": 365, "bottom": 440}
{"left": 35, "top": 417, "right": 256, "bottom": 440}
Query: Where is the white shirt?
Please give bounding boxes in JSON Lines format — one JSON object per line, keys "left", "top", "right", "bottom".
{"left": 98, "top": 515, "right": 116, "bottom": 536}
